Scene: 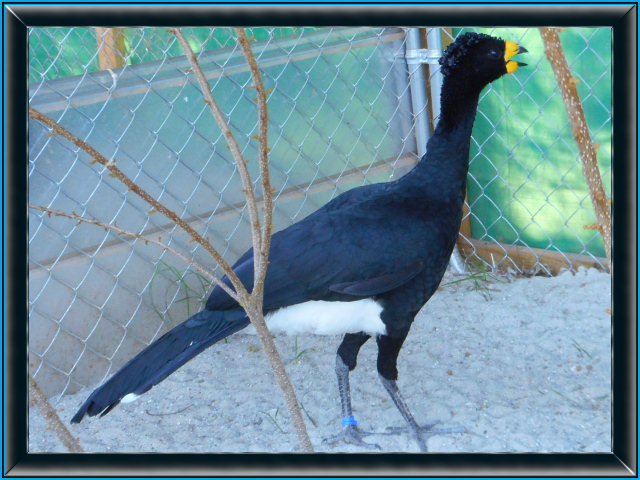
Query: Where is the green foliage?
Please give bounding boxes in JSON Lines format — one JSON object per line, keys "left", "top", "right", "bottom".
{"left": 29, "top": 28, "right": 101, "bottom": 83}
{"left": 571, "top": 339, "right": 592, "bottom": 359}
{"left": 441, "top": 259, "right": 505, "bottom": 300}
{"left": 299, "top": 401, "right": 318, "bottom": 428}
{"left": 29, "top": 27, "right": 315, "bottom": 83}
{"left": 261, "top": 407, "right": 286, "bottom": 434}
{"left": 148, "top": 259, "right": 210, "bottom": 327}
{"left": 291, "top": 336, "right": 309, "bottom": 363}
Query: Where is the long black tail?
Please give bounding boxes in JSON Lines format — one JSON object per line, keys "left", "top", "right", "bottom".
{"left": 71, "top": 308, "right": 249, "bottom": 423}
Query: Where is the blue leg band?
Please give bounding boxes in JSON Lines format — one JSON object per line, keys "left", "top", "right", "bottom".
{"left": 342, "top": 415, "right": 358, "bottom": 426}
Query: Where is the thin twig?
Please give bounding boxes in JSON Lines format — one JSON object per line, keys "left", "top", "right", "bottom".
{"left": 28, "top": 204, "right": 240, "bottom": 302}
{"left": 28, "top": 107, "right": 248, "bottom": 302}
{"left": 145, "top": 404, "right": 193, "bottom": 416}
{"left": 30, "top": 376, "right": 84, "bottom": 453}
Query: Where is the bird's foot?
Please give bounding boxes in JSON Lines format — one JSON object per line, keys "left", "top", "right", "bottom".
{"left": 383, "top": 423, "right": 465, "bottom": 452}
{"left": 385, "top": 423, "right": 465, "bottom": 435}
{"left": 322, "top": 425, "right": 382, "bottom": 451}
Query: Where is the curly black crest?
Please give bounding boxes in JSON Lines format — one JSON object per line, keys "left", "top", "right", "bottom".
{"left": 439, "top": 32, "right": 502, "bottom": 76}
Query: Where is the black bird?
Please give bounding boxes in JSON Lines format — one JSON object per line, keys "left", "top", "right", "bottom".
{"left": 71, "top": 32, "right": 527, "bottom": 452}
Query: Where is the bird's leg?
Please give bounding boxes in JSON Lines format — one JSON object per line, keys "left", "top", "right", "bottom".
{"left": 375, "top": 332, "right": 429, "bottom": 452}
{"left": 375, "top": 333, "right": 464, "bottom": 451}
{"left": 378, "top": 376, "right": 465, "bottom": 442}
{"left": 322, "top": 355, "right": 381, "bottom": 450}
{"left": 336, "top": 354, "right": 355, "bottom": 421}
{"left": 378, "top": 375, "right": 428, "bottom": 452}
{"left": 322, "top": 333, "right": 381, "bottom": 450}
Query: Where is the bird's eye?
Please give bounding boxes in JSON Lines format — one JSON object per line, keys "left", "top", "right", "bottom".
{"left": 488, "top": 49, "right": 499, "bottom": 58}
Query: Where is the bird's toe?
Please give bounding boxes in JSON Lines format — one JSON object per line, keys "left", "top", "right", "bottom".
{"left": 385, "top": 422, "right": 465, "bottom": 435}
{"left": 383, "top": 423, "right": 465, "bottom": 452}
{"left": 322, "top": 425, "right": 382, "bottom": 451}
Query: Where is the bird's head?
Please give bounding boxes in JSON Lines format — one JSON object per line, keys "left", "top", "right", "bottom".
{"left": 439, "top": 32, "right": 527, "bottom": 88}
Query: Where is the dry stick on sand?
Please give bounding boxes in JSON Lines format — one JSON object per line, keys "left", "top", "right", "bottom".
{"left": 30, "top": 376, "right": 84, "bottom": 453}
{"left": 539, "top": 28, "right": 612, "bottom": 271}
{"left": 169, "top": 27, "right": 313, "bottom": 452}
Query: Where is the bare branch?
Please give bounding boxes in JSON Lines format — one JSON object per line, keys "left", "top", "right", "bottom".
{"left": 236, "top": 28, "right": 273, "bottom": 294}
{"left": 169, "top": 28, "right": 264, "bottom": 265}
{"left": 28, "top": 204, "right": 240, "bottom": 302}
{"left": 28, "top": 107, "right": 248, "bottom": 302}
{"left": 539, "top": 28, "right": 611, "bottom": 271}
{"left": 233, "top": 28, "right": 312, "bottom": 452}
{"left": 170, "top": 28, "right": 313, "bottom": 452}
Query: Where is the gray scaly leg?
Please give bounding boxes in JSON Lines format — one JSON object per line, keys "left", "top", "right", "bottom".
{"left": 375, "top": 331, "right": 463, "bottom": 451}
{"left": 379, "top": 375, "right": 428, "bottom": 452}
{"left": 322, "top": 355, "right": 381, "bottom": 450}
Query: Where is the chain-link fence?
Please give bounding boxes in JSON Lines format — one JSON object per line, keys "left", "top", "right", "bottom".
{"left": 28, "top": 27, "right": 611, "bottom": 399}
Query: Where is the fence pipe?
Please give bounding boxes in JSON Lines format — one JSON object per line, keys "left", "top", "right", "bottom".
{"left": 405, "top": 28, "right": 431, "bottom": 158}
{"left": 426, "top": 28, "right": 444, "bottom": 122}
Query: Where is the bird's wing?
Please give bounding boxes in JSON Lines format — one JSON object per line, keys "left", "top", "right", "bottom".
{"left": 206, "top": 185, "right": 431, "bottom": 311}
{"left": 328, "top": 261, "right": 424, "bottom": 296}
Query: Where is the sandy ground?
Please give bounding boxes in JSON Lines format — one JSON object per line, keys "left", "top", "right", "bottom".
{"left": 29, "top": 267, "right": 611, "bottom": 454}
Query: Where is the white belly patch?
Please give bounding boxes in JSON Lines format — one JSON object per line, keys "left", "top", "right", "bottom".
{"left": 263, "top": 299, "right": 386, "bottom": 336}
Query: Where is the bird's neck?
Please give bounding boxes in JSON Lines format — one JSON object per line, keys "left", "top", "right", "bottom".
{"left": 435, "top": 75, "right": 482, "bottom": 137}
{"left": 399, "top": 77, "right": 482, "bottom": 200}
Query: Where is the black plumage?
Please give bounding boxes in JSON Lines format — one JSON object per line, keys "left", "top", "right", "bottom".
{"left": 71, "top": 32, "right": 526, "bottom": 451}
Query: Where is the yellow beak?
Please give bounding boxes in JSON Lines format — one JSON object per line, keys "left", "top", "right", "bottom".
{"left": 505, "top": 41, "right": 528, "bottom": 74}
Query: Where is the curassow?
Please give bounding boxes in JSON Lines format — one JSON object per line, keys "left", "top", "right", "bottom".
{"left": 71, "top": 32, "right": 527, "bottom": 452}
